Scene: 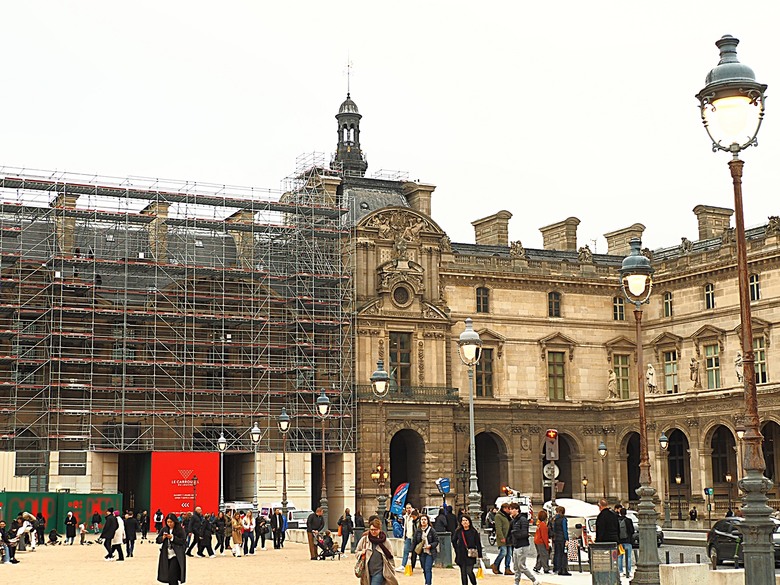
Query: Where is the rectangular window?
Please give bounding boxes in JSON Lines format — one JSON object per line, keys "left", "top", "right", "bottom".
{"left": 548, "top": 292, "right": 561, "bottom": 318}
{"left": 58, "top": 451, "right": 87, "bottom": 476}
{"left": 750, "top": 274, "right": 761, "bottom": 302}
{"left": 663, "top": 293, "right": 673, "bottom": 318}
{"left": 705, "top": 284, "right": 715, "bottom": 310}
{"left": 614, "top": 354, "right": 630, "bottom": 399}
{"left": 475, "top": 348, "right": 494, "bottom": 397}
{"left": 389, "top": 332, "right": 412, "bottom": 389}
{"left": 613, "top": 297, "right": 625, "bottom": 321}
{"left": 476, "top": 287, "right": 489, "bottom": 314}
{"left": 547, "top": 351, "right": 565, "bottom": 400}
{"left": 705, "top": 344, "right": 721, "bottom": 389}
{"left": 755, "top": 337, "right": 768, "bottom": 384}
{"left": 663, "top": 350, "right": 679, "bottom": 394}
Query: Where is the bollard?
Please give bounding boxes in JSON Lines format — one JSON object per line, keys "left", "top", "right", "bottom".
{"left": 665, "top": 550, "right": 670, "bottom": 564}
{"left": 351, "top": 527, "right": 364, "bottom": 554}
{"left": 436, "top": 532, "right": 452, "bottom": 568}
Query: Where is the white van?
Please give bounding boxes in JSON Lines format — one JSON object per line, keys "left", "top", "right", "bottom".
{"left": 259, "top": 501, "right": 298, "bottom": 518}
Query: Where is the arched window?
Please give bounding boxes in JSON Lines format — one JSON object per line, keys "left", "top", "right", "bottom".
{"left": 704, "top": 283, "right": 715, "bottom": 310}
{"left": 476, "top": 287, "right": 490, "bottom": 313}
{"left": 663, "top": 292, "right": 673, "bottom": 318}
{"left": 548, "top": 291, "right": 561, "bottom": 318}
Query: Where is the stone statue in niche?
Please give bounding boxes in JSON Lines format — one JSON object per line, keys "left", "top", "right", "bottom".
{"left": 607, "top": 369, "right": 618, "bottom": 399}
{"left": 509, "top": 240, "right": 526, "bottom": 259}
{"left": 394, "top": 237, "right": 409, "bottom": 260}
{"left": 646, "top": 363, "right": 657, "bottom": 394}
{"left": 735, "top": 351, "right": 744, "bottom": 383}
{"left": 690, "top": 357, "right": 702, "bottom": 389}
{"left": 440, "top": 235, "right": 452, "bottom": 253}
{"left": 578, "top": 245, "right": 593, "bottom": 263}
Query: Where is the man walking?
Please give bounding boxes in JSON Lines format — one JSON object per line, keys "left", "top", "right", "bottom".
{"left": 398, "top": 503, "right": 415, "bottom": 571}
{"left": 595, "top": 499, "right": 620, "bottom": 543}
{"left": 617, "top": 507, "right": 635, "bottom": 576}
{"left": 491, "top": 503, "right": 513, "bottom": 575}
{"left": 306, "top": 508, "right": 325, "bottom": 560}
{"left": 186, "top": 507, "right": 203, "bottom": 557}
{"left": 508, "top": 503, "right": 539, "bottom": 585}
{"left": 100, "top": 508, "right": 118, "bottom": 560}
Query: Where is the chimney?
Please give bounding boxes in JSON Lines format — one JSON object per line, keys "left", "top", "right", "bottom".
{"left": 603, "top": 223, "right": 646, "bottom": 256}
{"left": 693, "top": 205, "right": 733, "bottom": 240}
{"left": 472, "top": 210, "right": 512, "bottom": 246}
{"left": 51, "top": 192, "right": 79, "bottom": 254}
{"left": 402, "top": 182, "right": 436, "bottom": 216}
{"left": 539, "top": 217, "right": 580, "bottom": 251}
{"left": 141, "top": 201, "right": 171, "bottom": 262}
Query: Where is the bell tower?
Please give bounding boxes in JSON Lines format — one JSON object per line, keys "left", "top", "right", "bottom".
{"left": 334, "top": 93, "right": 368, "bottom": 177}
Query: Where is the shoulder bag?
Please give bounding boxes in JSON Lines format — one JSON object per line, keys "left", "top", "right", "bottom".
{"left": 462, "top": 530, "right": 478, "bottom": 558}
{"left": 354, "top": 553, "right": 366, "bottom": 578}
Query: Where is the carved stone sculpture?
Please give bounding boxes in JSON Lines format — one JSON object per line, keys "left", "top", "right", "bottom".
{"left": 646, "top": 363, "right": 657, "bottom": 394}
{"left": 509, "top": 240, "right": 526, "bottom": 259}
{"left": 680, "top": 237, "right": 693, "bottom": 254}
{"left": 578, "top": 245, "right": 593, "bottom": 263}
{"left": 690, "top": 357, "right": 702, "bottom": 389}
{"left": 735, "top": 351, "right": 744, "bottom": 383}
{"left": 766, "top": 216, "right": 780, "bottom": 236}
{"left": 607, "top": 369, "right": 618, "bottom": 399}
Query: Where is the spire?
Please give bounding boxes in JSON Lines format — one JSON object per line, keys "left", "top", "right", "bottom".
{"left": 333, "top": 93, "right": 368, "bottom": 177}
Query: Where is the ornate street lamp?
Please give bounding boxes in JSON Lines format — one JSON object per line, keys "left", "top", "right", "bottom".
{"left": 658, "top": 432, "right": 669, "bottom": 452}
{"left": 598, "top": 440, "right": 608, "bottom": 499}
{"left": 317, "top": 388, "right": 331, "bottom": 529}
{"left": 736, "top": 423, "right": 746, "bottom": 480}
{"left": 250, "top": 422, "right": 262, "bottom": 511}
{"left": 217, "top": 432, "right": 228, "bottom": 512}
{"left": 675, "top": 474, "right": 683, "bottom": 521}
{"left": 696, "top": 35, "right": 773, "bottom": 583}
{"left": 582, "top": 476, "right": 589, "bottom": 503}
{"left": 725, "top": 472, "right": 734, "bottom": 513}
{"left": 458, "top": 318, "right": 483, "bottom": 525}
{"left": 370, "top": 360, "right": 390, "bottom": 523}
{"left": 278, "top": 408, "right": 291, "bottom": 516}
{"left": 620, "top": 237, "right": 659, "bottom": 585}
{"left": 456, "top": 462, "right": 469, "bottom": 509}
{"left": 192, "top": 474, "right": 199, "bottom": 510}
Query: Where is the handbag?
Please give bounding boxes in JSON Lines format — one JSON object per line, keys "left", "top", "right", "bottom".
{"left": 354, "top": 554, "right": 366, "bottom": 578}
{"left": 462, "top": 531, "right": 479, "bottom": 558}
{"left": 414, "top": 539, "right": 424, "bottom": 555}
{"left": 338, "top": 525, "right": 343, "bottom": 537}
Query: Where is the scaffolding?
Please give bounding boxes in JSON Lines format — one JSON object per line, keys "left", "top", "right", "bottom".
{"left": 0, "top": 162, "right": 354, "bottom": 484}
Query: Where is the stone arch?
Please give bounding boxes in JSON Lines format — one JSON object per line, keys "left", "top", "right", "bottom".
{"left": 389, "top": 428, "right": 426, "bottom": 510}
{"left": 475, "top": 431, "right": 509, "bottom": 512}
{"left": 761, "top": 420, "right": 780, "bottom": 497}
{"left": 665, "top": 428, "right": 692, "bottom": 510}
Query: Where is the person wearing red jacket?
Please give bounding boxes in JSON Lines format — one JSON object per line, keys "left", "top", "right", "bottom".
{"left": 533, "top": 510, "right": 551, "bottom": 574}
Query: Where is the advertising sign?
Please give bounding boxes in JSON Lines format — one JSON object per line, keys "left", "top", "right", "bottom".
{"left": 389, "top": 482, "right": 410, "bottom": 515}
{"left": 151, "top": 452, "right": 219, "bottom": 518}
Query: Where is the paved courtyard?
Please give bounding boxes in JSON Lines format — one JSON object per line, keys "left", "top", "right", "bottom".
{"left": 5, "top": 532, "right": 609, "bottom": 585}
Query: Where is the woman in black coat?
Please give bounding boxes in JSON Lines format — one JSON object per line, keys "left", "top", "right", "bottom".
{"left": 413, "top": 514, "right": 440, "bottom": 585}
{"left": 64, "top": 512, "right": 78, "bottom": 545}
{"left": 338, "top": 508, "right": 354, "bottom": 554}
{"left": 157, "top": 513, "right": 187, "bottom": 585}
{"left": 452, "top": 515, "right": 483, "bottom": 585}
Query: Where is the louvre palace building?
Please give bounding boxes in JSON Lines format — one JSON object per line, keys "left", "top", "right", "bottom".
{"left": 1, "top": 93, "right": 779, "bottom": 525}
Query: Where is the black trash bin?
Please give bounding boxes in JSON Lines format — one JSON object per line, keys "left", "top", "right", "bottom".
{"left": 435, "top": 532, "right": 453, "bottom": 568}
{"left": 588, "top": 542, "right": 620, "bottom": 585}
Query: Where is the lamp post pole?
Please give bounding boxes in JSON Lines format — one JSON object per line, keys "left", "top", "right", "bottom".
{"left": 278, "top": 408, "right": 291, "bottom": 517}
{"left": 193, "top": 474, "right": 198, "bottom": 510}
{"left": 458, "top": 318, "right": 483, "bottom": 527}
{"left": 316, "top": 389, "right": 331, "bottom": 530}
{"left": 697, "top": 35, "right": 773, "bottom": 584}
{"left": 598, "top": 441, "right": 607, "bottom": 499}
{"left": 250, "top": 422, "right": 262, "bottom": 511}
{"left": 582, "top": 476, "right": 589, "bottom": 503}
{"left": 620, "top": 238, "right": 659, "bottom": 585}
{"left": 217, "top": 432, "right": 228, "bottom": 513}
{"left": 370, "top": 360, "right": 390, "bottom": 530}
{"left": 675, "top": 475, "right": 682, "bottom": 521}
{"left": 726, "top": 472, "right": 733, "bottom": 513}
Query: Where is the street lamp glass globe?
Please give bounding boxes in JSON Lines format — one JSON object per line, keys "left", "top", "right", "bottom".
{"left": 278, "top": 407, "right": 291, "bottom": 434}
{"left": 675, "top": 474, "right": 682, "bottom": 485}
{"left": 217, "top": 432, "right": 228, "bottom": 452}
{"left": 250, "top": 422, "right": 262, "bottom": 444}
{"left": 370, "top": 359, "right": 390, "bottom": 398}
{"left": 598, "top": 441, "right": 607, "bottom": 458}
{"left": 736, "top": 425, "right": 746, "bottom": 440}
{"left": 659, "top": 431, "right": 669, "bottom": 451}
{"left": 620, "top": 238, "right": 654, "bottom": 304}
{"left": 725, "top": 472, "right": 732, "bottom": 483}
{"left": 705, "top": 95, "right": 758, "bottom": 145}
{"left": 582, "top": 476, "right": 588, "bottom": 487}
{"left": 458, "top": 318, "right": 482, "bottom": 366}
{"left": 316, "top": 388, "right": 330, "bottom": 417}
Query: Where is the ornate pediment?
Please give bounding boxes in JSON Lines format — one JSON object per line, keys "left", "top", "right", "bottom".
{"left": 360, "top": 207, "right": 444, "bottom": 243}
{"left": 691, "top": 324, "right": 726, "bottom": 356}
{"left": 735, "top": 318, "right": 772, "bottom": 347}
{"left": 538, "top": 332, "right": 578, "bottom": 361}
{"left": 476, "top": 328, "right": 506, "bottom": 359}
{"left": 376, "top": 259, "right": 425, "bottom": 295}
{"left": 605, "top": 335, "right": 636, "bottom": 364}
{"left": 651, "top": 332, "right": 682, "bottom": 361}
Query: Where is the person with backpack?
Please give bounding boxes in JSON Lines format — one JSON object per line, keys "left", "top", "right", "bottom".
{"left": 617, "top": 507, "right": 635, "bottom": 576}
{"left": 507, "top": 502, "right": 539, "bottom": 585}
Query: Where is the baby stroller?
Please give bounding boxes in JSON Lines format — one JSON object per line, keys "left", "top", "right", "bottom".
{"left": 316, "top": 532, "right": 341, "bottom": 560}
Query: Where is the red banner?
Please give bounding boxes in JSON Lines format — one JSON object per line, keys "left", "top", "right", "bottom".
{"left": 151, "top": 452, "right": 219, "bottom": 520}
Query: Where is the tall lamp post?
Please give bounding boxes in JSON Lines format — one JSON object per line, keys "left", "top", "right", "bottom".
{"left": 217, "top": 432, "right": 228, "bottom": 512}
{"left": 620, "top": 237, "right": 659, "bottom": 585}
{"left": 458, "top": 318, "right": 483, "bottom": 525}
{"left": 725, "top": 472, "right": 734, "bottom": 513}
{"left": 598, "top": 440, "right": 608, "bottom": 499}
{"left": 456, "top": 463, "right": 469, "bottom": 509}
{"left": 193, "top": 474, "right": 199, "bottom": 510}
{"left": 582, "top": 476, "right": 589, "bottom": 503}
{"left": 316, "top": 388, "right": 331, "bottom": 529}
{"left": 675, "top": 474, "right": 682, "bottom": 521}
{"left": 278, "top": 408, "right": 291, "bottom": 516}
{"left": 696, "top": 35, "right": 774, "bottom": 583}
{"left": 250, "top": 422, "right": 262, "bottom": 511}
{"left": 370, "top": 360, "right": 390, "bottom": 525}
{"left": 736, "top": 424, "right": 746, "bottom": 480}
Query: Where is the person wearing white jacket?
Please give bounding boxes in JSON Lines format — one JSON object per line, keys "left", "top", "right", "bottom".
{"left": 109, "top": 510, "right": 126, "bottom": 561}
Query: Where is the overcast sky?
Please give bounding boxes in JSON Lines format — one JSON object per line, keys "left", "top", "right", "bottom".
{"left": 1, "top": 1, "right": 777, "bottom": 253}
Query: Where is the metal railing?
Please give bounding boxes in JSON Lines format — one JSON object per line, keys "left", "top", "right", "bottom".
{"left": 354, "top": 384, "right": 459, "bottom": 403}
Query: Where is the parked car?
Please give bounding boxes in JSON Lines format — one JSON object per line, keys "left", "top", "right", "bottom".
{"left": 707, "top": 517, "right": 780, "bottom": 566}
{"left": 287, "top": 509, "right": 314, "bottom": 529}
